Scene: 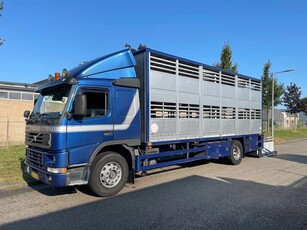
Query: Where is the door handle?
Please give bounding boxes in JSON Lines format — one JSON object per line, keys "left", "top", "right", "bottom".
{"left": 104, "top": 131, "right": 113, "bottom": 136}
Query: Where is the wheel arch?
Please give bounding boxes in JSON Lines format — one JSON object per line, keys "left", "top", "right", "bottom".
{"left": 88, "top": 139, "right": 138, "bottom": 182}
{"left": 231, "top": 138, "right": 245, "bottom": 156}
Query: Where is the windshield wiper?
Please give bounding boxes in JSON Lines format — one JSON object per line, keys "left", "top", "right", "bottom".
{"left": 39, "top": 113, "right": 52, "bottom": 125}
{"left": 27, "top": 113, "right": 51, "bottom": 125}
{"left": 27, "top": 114, "right": 39, "bottom": 124}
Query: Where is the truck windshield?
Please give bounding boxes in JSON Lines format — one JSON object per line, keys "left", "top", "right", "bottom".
{"left": 29, "top": 84, "right": 72, "bottom": 125}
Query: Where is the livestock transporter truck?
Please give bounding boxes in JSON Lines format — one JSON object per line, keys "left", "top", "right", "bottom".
{"left": 24, "top": 47, "right": 263, "bottom": 197}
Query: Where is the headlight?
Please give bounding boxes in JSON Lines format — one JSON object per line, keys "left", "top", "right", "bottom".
{"left": 47, "top": 167, "right": 67, "bottom": 174}
{"left": 62, "top": 68, "right": 69, "bottom": 78}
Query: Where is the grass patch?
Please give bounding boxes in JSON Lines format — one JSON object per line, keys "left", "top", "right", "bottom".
{"left": 0, "top": 145, "right": 31, "bottom": 185}
{"left": 274, "top": 128, "right": 307, "bottom": 143}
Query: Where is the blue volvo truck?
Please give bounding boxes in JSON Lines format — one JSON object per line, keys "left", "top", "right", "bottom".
{"left": 24, "top": 47, "right": 263, "bottom": 197}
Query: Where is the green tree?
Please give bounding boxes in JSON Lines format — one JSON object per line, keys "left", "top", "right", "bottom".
{"left": 262, "top": 61, "right": 272, "bottom": 133}
{"left": 214, "top": 41, "right": 238, "bottom": 72}
{"left": 261, "top": 61, "right": 284, "bottom": 133}
{"left": 283, "top": 83, "right": 304, "bottom": 130}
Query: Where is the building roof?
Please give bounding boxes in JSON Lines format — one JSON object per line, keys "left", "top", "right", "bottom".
{"left": 0, "top": 80, "right": 38, "bottom": 92}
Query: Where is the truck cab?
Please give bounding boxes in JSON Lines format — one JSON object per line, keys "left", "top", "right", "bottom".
{"left": 24, "top": 49, "right": 141, "bottom": 196}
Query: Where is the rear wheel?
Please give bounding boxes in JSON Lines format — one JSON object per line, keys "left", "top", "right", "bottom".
{"left": 228, "top": 140, "right": 243, "bottom": 165}
{"left": 88, "top": 152, "right": 128, "bottom": 197}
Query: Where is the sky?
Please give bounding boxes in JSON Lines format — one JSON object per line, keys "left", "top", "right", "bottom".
{"left": 0, "top": 0, "right": 306, "bottom": 100}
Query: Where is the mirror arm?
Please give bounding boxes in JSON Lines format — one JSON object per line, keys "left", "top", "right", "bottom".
{"left": 66, "top": 112, "right": 73, "bottom": 120}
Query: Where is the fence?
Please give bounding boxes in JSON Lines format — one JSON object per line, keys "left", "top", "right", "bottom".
{"left": 0, "top": 99, "right": 33, "bottom": 146}
{"left": 0, "top": 119, "right": 25, "bottom": 146}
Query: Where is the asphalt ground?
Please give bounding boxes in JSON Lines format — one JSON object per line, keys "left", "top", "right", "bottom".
{"left": 0, "top": 140, "right": 306, "bottom": 230}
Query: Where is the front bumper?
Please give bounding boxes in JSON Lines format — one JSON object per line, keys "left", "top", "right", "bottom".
{"left": 25, "top": 147, "right": 90, "bottom": 187}
{"left": 24, "top": 147, "right": 68, "bottom": 186}
{"left": 24, "top": 162, "right": 67, "bottom": 187}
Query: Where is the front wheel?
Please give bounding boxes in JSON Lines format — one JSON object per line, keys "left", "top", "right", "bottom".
{"left": 88, "top": 152, "right": 129, "bottom": 197}
{"left": 228, "top": 140, "right": 243, "bottom": 165}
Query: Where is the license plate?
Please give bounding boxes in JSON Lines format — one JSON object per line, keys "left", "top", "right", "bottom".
{"left": 25, "top": 165, "right": 39, "bottom": 180}
{"left": 31, "top": 171, "right": 39, "bottom": 180}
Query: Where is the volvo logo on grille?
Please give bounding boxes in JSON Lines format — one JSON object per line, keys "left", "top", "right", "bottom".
{"left": 26, "top": 132, "right": 51, "bottom": 148}
{"left": 29, "top": 133, "right": 41, "bottom": 144}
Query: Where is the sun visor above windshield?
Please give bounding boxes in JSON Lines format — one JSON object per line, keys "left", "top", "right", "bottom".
{"left": 73, "top": 49, "right": 137, "bottom": 78}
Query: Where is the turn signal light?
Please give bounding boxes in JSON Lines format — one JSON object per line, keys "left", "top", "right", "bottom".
{"left": 47, "top": 167, "right": 67, "bottom": 174}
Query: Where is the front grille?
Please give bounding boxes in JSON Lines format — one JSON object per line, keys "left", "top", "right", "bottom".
{"left": 26, "top": 132, "right": 51, "bottom": 148}
{"left": 26, "top": 148, "right": 44, "bottom": 169}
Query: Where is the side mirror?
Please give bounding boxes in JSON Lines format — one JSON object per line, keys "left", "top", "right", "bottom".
{"left": 74, "top": 94, "right": 87, "bottom": 118}
{"left": 24, "top": 110, "right": 30, "bottom": 118}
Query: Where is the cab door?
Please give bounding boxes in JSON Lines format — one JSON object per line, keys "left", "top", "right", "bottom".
{"left": 66, "top": 87, "right": 114, "bottom": 165}
{"left": 113, "top": 88, "right": 140, "bottom": 140}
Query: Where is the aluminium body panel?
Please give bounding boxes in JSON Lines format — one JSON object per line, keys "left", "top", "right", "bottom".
{"left": 134, "top": 49, "right": 262, "bottom": 144}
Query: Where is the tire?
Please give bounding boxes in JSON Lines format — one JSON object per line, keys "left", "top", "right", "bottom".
{"left": 228, "top": 140, "right": 243, "bottom": 165}
{"left": 88, "top": 151, "right": 129, "bottom": 197}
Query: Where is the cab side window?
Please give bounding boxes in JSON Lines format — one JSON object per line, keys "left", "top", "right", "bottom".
{"left": 82, "top": 90, "right": 109, "bottom": 118}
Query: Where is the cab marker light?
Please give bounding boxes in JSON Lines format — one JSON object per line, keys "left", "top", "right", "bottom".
{"left": 54, "top": 72, "right": 61, "bottom": 80}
